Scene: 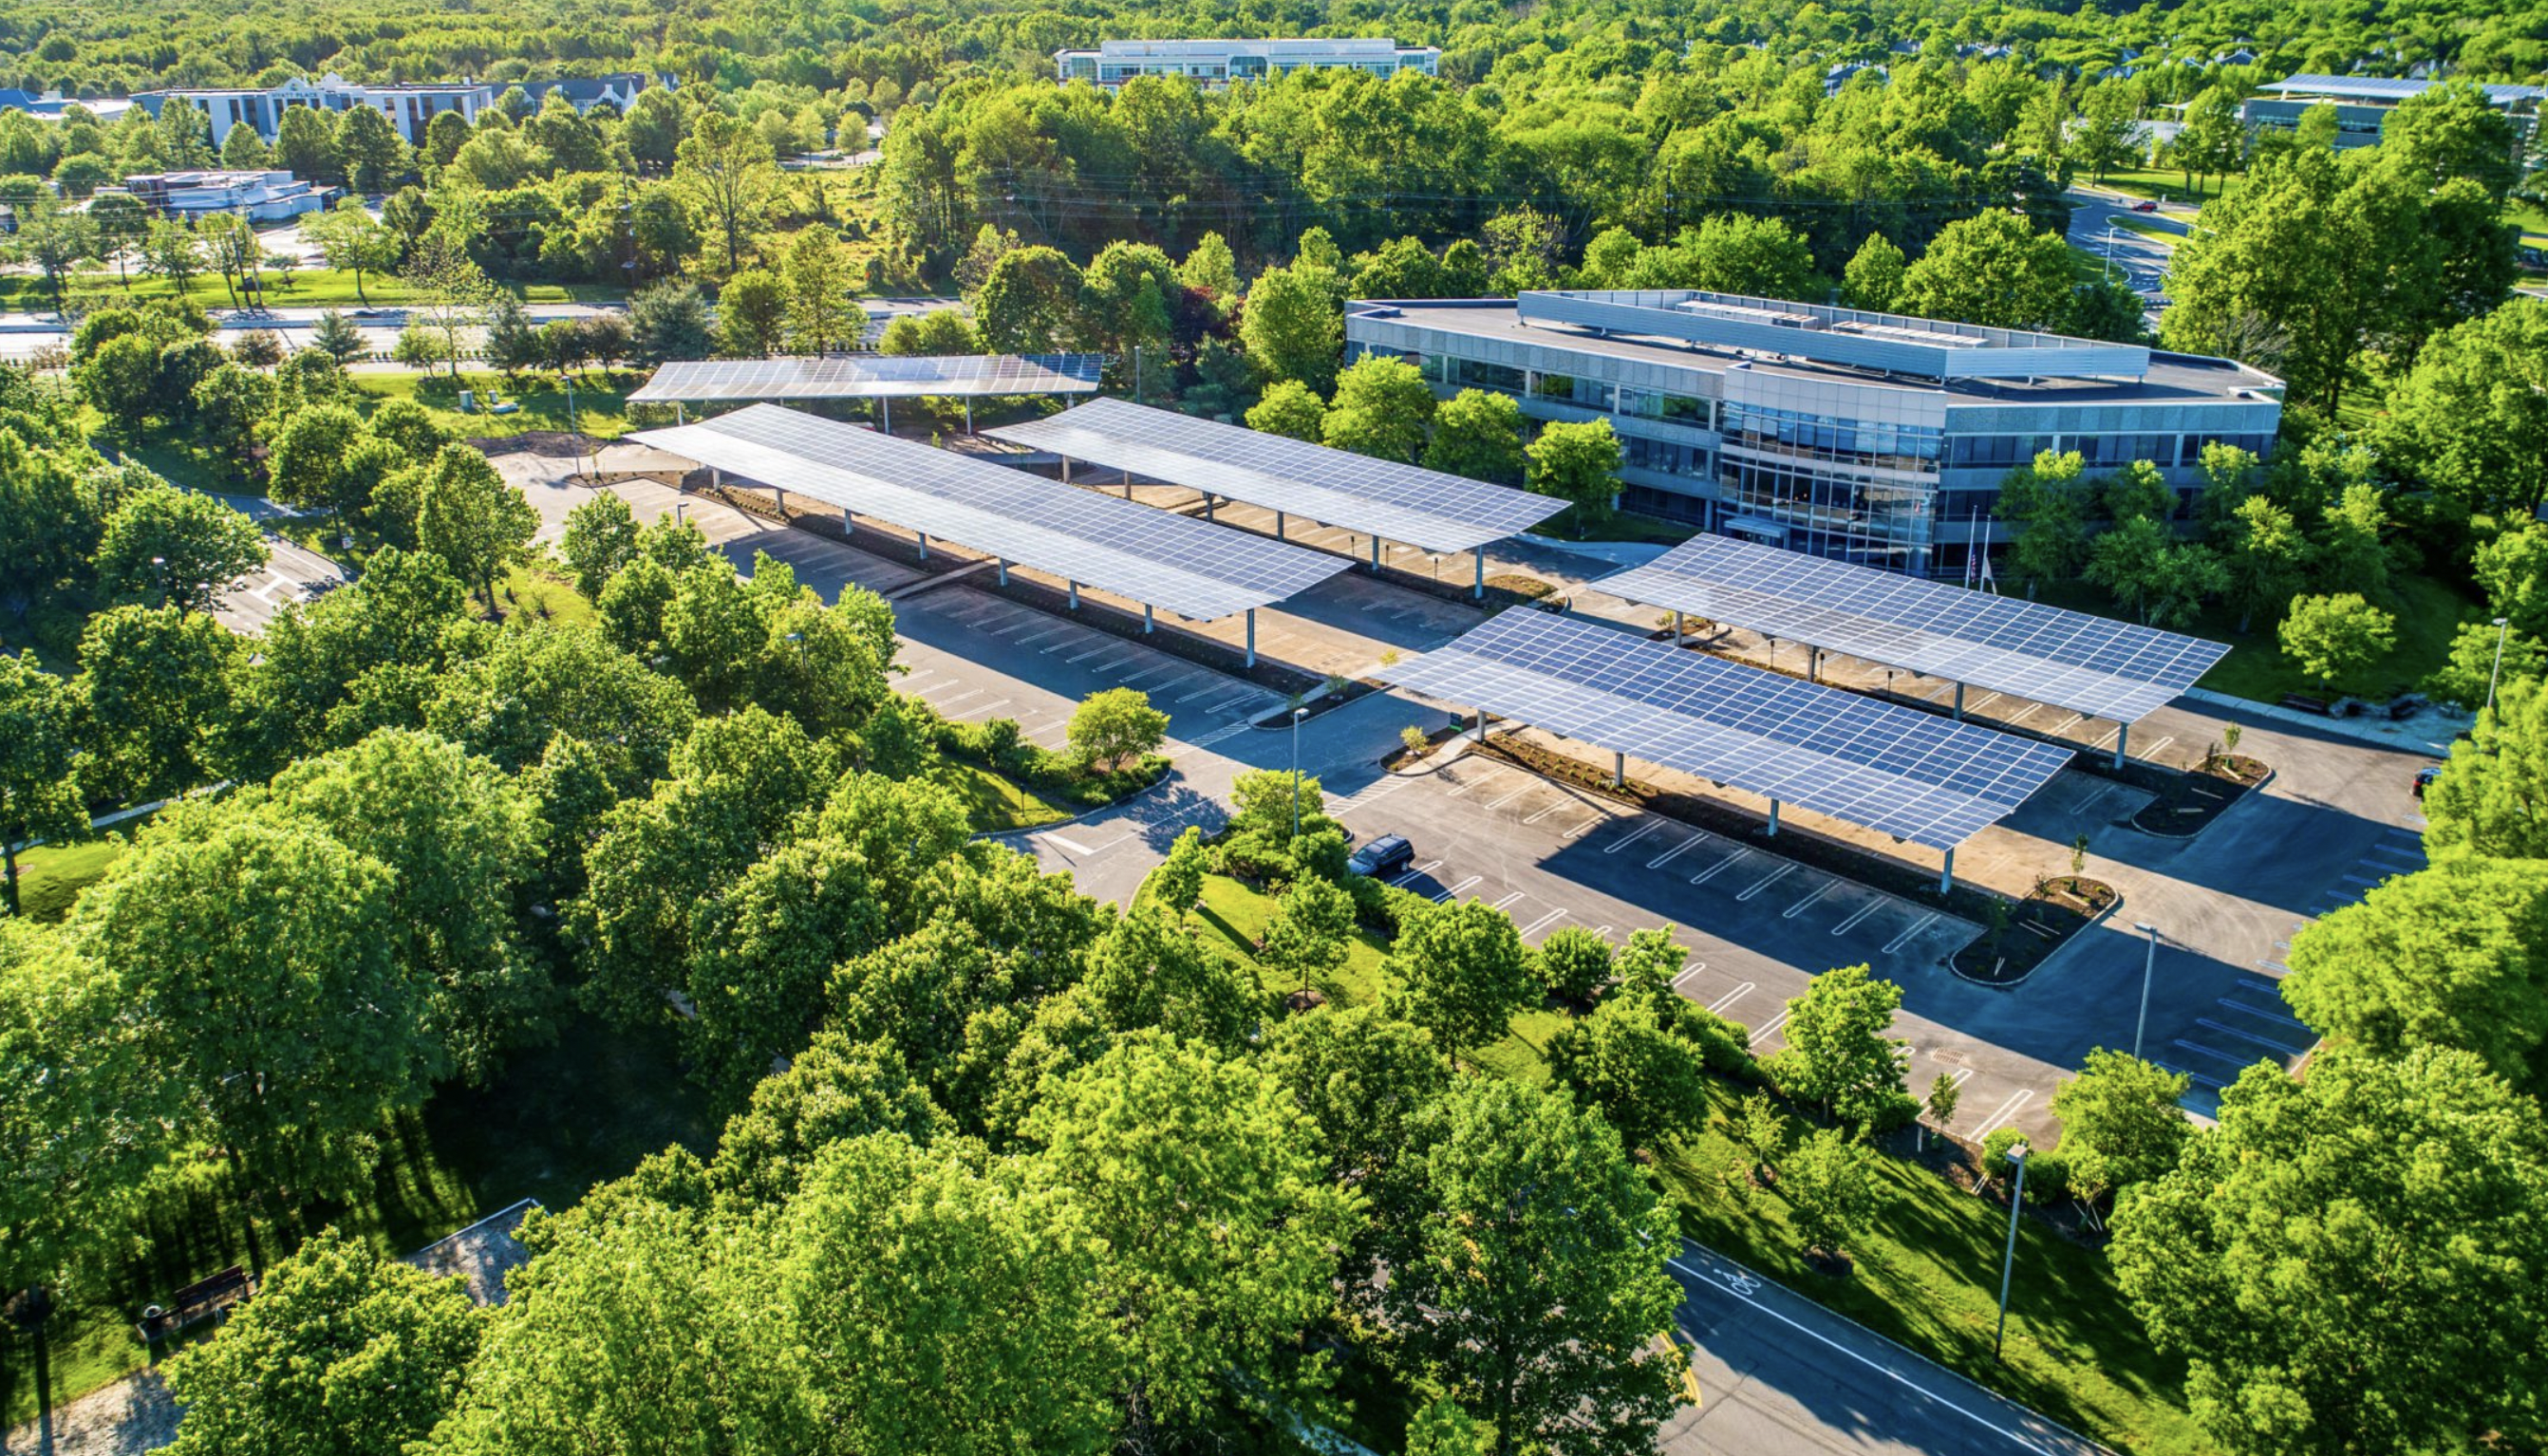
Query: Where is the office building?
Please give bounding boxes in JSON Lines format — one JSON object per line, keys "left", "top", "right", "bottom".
{"left": 117, "top": 170, "right": 333, "bottom": 221}
{"left": 1344, "top": 289, "right": 2284, "bottom": 578}
{"left": 2242, "top": 73, "right": 2543, "bottom": 151}
{"left": 1053, "top": 38, "right": 1440, "bottom": 88}
{"left": 135, "top": 71, "right": 670, "bottom": 148}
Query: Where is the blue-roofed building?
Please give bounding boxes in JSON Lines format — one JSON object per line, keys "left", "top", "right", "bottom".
{"left": 2242, "top": 72, "right": 2545, "bottom": 152}
{"left": 1344, "top": 290, "right": 2285, "bottom": 580}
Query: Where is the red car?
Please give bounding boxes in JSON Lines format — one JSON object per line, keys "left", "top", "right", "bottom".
{"left": 2131, "top": 199, "right": 2159, "bottom": 213}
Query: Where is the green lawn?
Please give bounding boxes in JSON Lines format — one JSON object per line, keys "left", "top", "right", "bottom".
{"left": 481, "top": 561, "right": 596, "bottom": 628}
{"left": 0, "top": 1013, "right": 713, "bottom": 1427}
{"left": 2110, "top": 216, "right": 2183, "bottom": 249}
{"left": 9, "top": 835, "right": 128, "bottom": 921}
{"left": 352, "top": 371, "right": 642, "bottom": 441}
{"left": 1188, "top": 870, "right": 2213, "bottom": 1456}
{"left": 2189, "top": 573, "right": 2477, "bottom": 703}
{"left": 2087, "top": 168, "right": 2237, "bottom": 205}
{"left": 25, "top": 268, "right": 623, "bottom": 316}
{"left": 937, "top": 760, "right": 1073, "bottom": 832}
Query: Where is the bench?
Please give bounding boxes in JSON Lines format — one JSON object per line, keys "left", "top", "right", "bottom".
{"left": 2278, "top": 693, "right": 2331, "bottom": 715}
{"left": 137, "top": 1265, "right": 253, "bottom": 1343}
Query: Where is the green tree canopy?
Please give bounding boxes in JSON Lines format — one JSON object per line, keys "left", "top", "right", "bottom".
{"left": 1386, "top": 897, "right": 1538, "bottom": 1054}
{"left": 1765, "top": 963, "right": 1911, "bottom": 1129}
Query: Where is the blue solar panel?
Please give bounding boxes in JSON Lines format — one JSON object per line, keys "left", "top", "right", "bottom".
{"left": 1376, "top": 608, "right": 2073, "bottom": 849}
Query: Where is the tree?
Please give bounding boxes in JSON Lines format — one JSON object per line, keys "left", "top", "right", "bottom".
{"left": 2220, "top": 495, "right": 2309, "bottom": 633}
{"left": 1841, "top": 232, "right": 1908, "bottom": 310}
{"left": 974, "top": 246, "right": 1083, "bottom": 353}
{"left": 676, "top": 111, "right": 779, "bottom": 275}
{"left": 559, "top": 493, "right": 642, "bottom": 599}
{"left": 18, "top": 205, "right": 96, "bottom": 319}
{"left": 309, "top": 308, "right": 367, "bottom": 365}
{"left": 415, "top": 445, "right": 538, "bottom": 613}
{"left": 876, "top": 308, "right": 983, "bottom": 356}
{"left": 221, "top": 121, "right": 272, "bottom": 169}
{"left": 2426, "top": 619, "right": 2547, "bottom": 710}
{"left": 778, "top": 1132, "right": 1117, "bottom": 1456}
{"left": 162, "top": 1226, "right": 482, "bottom": 1456}
{"left": 482, "top": 292, "right": 543, "bottom": 376}
{"left": 0, "top": 653, "right": 83, "bottom": 916}
{"left": 2047, "top": 1051, "right": 2189, "bottom": 1201}
{"left": 1784, "top": 1129, "right": 1878, "bottom": 1260}
{"left": 142, "top": 219, "right": 203, "bottom": 298}
{"left": 335, "top": 105, "right": 408, "bottom": 192}
{"left": 2285, "top": 857, "right": 2548, "bottom": 1090}
{"left": 1177, "top": 231, "right": 1239, "bottom": 301}
{"left": 1896, "top": 211, "right": 2076, "bottom": 329}
{"left": 71, "top": 804, "right": 432, "bottom": 1202}
{"left": 2277, "top": 592, "right": 2394, "bottom": 689}
{"left": 1322, "top": 355, "right": 1436, "bottom": 463}
{"left": 2110, "top": 1048, "right": 2548, "bottom": 1456}
{"left": 273, "top": 105, "right": 343, "bottom": 185}
{"left": 1245, "top": 379, "right": 1326, "bottom": 442}
{"left": 1536, "top": 924, "right": 1613, "bottom": 1002}
{"left": 2314, "top": 482, "right": 2391, "bottom": 598}
{"left": 399, "top": 233, "right": 496, "bottom": 382}
{"left": 715, "top": 268, "right": 786, "bottom": 357}
{"left": 303, "top": 198, "right": 400, "bottom": 306}
{"left": 1022, "top": 1035, "right": 1357, "bottom": 1435}
{"left": 1065, "top": 686, "right": 1166, "bottom": 773}
{"left": 2476, "top": 525, "right": 2548, "bottom": 639}
{"left": 88, "top": 191, "right": 149, "bottom": 291}
{"left": 2424, "top": 678, "right": 2548, "bottom": 859}
{"left": 1260, "top": 872, "right": 1354, "bottom": 997}
{"left": 2073, "top": 85, "right": 2141, "bottom": 183}
{"left": 1924, "top": 1073, "right": 1961, "bottom": 1143}
{"left": 93, "top": 479, "right": 267, "bottom": 615}
{"left": 1527, "top": 418, "right": 1622, "bottom": 532}
{"left": 2378, "top": 296, "right": 2548, "bottom": 521}
{"left": 1386, "top": 898, "right": 1538, "bottom": 1055}
{"left": 1547, "top": 995, "right": 1710, "bottom": 1158}
{"left": 74, "top": 605, "right": 240, "bottom": 802}
{"left": 1241, "top": 261, "right": 1343, "bottom": 393}
{"left": 1765, "top": 964, "right": 1911, "bottom": 1129}
{"left": 780, "top": 228, "right": 857, "bottom": 355}
{"left": 1425, "top": 387, "right": 1527, "bottom": 485}
{"left": 1385, "top": 1076, "right": 1682, "bottom": 1456}
{"left": 190, "top": 363, "right": 277, "bottom": 486}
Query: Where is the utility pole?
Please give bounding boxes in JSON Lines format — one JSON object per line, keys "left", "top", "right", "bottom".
{"left": 2489, "top": 615, "right": 2512, "bottom": 714}
{"left": 1290, "top": 705, "right": 1310, "bottom": 838}
{"left": 2132, "top": 923, "right": 2158, "bottom": 1060}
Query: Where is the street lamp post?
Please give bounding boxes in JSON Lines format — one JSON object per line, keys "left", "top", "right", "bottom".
{"left": 2132, "top": 922, "right": 2159, "bottom": 1060}
{"left": 1290, "top": 706, "right": 1311, "bottom": 838}
{"left": 1994, "top": 1144, "right": 2030, "bottom": 1361}
{"left": 2489, "top": 615, "right": 2512, "bottom": 713}
{"left": 2105, "top": 218, "right": 2120, "bottom": 284}
{"left": 151, "top": 555, "right": 166, "bottom": 609}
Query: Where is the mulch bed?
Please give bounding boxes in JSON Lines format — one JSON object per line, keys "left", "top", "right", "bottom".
{"left": 1380, "top": 724, "right": 1464, "bottom": 770}
{"left": 1950, "top": 874, "right": 2119, "bottom": 985}
{"left": 2129, "top": 753, "right": 2271, "bottom": 837}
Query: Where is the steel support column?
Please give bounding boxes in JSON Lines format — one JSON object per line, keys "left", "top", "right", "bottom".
{"left": 1613, "top": 751, "right": 1625, "bottom": 788}
{"left": 1473, "top": 549, "right": 1485, "bottom": 600}
{"left": 1245, "top": 609, "right": 1256, "bottom": 668}
{"left": 1767, "top": 799, "right": 1781, "bottom": 836}
{"left": 1954, "top": 682, "right": 1966, "bottom": 720}
{"left": 916, "top": 532, "right": 928, "bottom": 561}
{"left": 1143, "top": 603, "right": 1154, "bottom": 634}
{"left": 2113, "top": 721, "right": 2129, "bottom": 770}
{"left": 996, "top": 558, "right": 1008, "bottom": 586}
{"left": 1939, "top": 848, "right": 1957, "bottom": 894}
{"left": 1068, "top": 581, "right": 1079, "bottom": 611}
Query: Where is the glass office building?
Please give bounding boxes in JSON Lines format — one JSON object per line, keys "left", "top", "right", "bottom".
{"left": 1344, "top": 290, "right": 2285, "bottom": 578}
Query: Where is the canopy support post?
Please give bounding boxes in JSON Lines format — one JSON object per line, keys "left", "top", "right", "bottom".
{"left": 843, "top": 510, "right": 854, "bottom": 534}
{"left": 1767, "top": 799, "right": 1781, "bottom": 836}
{"left": 1953, "top": 682, "right": 1966, "bottom": 721}
{"left": 1143, "top": 603, "right": 1154, "bottom": 634}
{"left": 1672, "top": 609, "right": 1684, "bottom": 645}
{"left": 1245, "top": 609, "right": 1256, "bottom": 668}
{"left": 964, "top": 399, "right": 974, "bottom": 434}
{"left": 675, "top": 401, "right": 685, "bottom": 424}
{"left": 1204, "top": 493, "right": 1214, "bottom": 521}
{"left": 1473, "top": 708, "right": 1487, "bottom": 743}
{"left": 1613, "top": 751, "right": 1625, "bottom": 788}
{"left": 1068, "top": 581, "right": 1079, "bottom": 611}
{"left": 997, "top": 558, "right": 1008, "bottom": 587}
{"left": 916, "top": 531, "right": 928, "bottom": 561}
{"left": 881, "top": 398, "right": 891, "bottom": 434}
{"left": 1371, "top": 534, "right": 1381, "bottom": 572}
{"left": 1276, "top": 510, "right": 1285, "bottom": 540}
{"left": 2114, "top": 721, "right": 2129, "bottom": 769}
{"left": 1474, "top": 548, "right": 1485, "bottom": 600}
{"left": 1939, "top": 847, "right": 1957, "bottom": 894}
{"left": 1060, "top": 455, "right": 1071, "bottom": 483}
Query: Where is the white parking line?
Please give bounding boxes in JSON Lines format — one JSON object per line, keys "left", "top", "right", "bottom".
{"left": 1748, "top": 1010, "right": 1791, "bottom": 1046}
{"left": 1183, "top": 721, "right": 1250, "bottom": 750}
{"left": 2005, "top": 702, "right": 2043, "bottom": 724}
{"left": 1431, "top": 875, "right": 1481, "bottom": 903}
{"left": 950, "top": 699, "right": 1010, "bottom": 720}
{"left": 1736, "top": 864, "right": 1796, "bottom": 902}
{"left": 1120, "top": 667, "right": 1171, "bottom": 687}
{"left": 1564, "top": 815, "right": 1604, "bottom": 838}
{"left": 1647, "top": 832, "right": 1707, "bottom": 869}
{"left": 1882, "top": 911, "right": 1942, "bottom": 955}
{"left": 1488, "top": 890, "right": 1527, "bottom": 912}
{"left": 1522, "top": 800, "right": 1570, "bottom": 824}
{"left": 1706, "top": 980, "right": 1753, "bottom": 1014}
{"left": 1517, "top": 908, "right": 1569, "bottom": 938}
{"left": 1971, "top": 1089, "right": 2034, "bottom": 1139}
{"left": 1782, "top": 880, "right": 1839, "bottom": 919}
{"left": 2140, "top": 735, "right": 2175, "bottom": 760}
{"left": 1484, "top": 783, "right": 1533, "bottom": 810}
{"left": 1090, "top": 654, "right": 1138, "bottom": 674}
{"left": 1037, "top": 831, "right": 1095, "bottom": 855}
{"left": 1671, "top": 961, "right": 1710, "bottom": 992}
{"left": 1064, "top": 644, "right": 1114, "bottom": 663}
{"left": 1603, "top": 822, "right": 1660, "bottom": 853}
{"left": 1175, "top": 680, "right": 1233, "bottom": 702}
{"left": 932, "top": 688, "right": 983, "bottom": 707}
{"left": 1831, "top": 899, "right": 1885, "bottom": 935}
{"left": 1448, "top": 771, "right": 1506, "bottom": 798}
{"left": 1391, "top": 859, "right": 1443, "bottom": 887}
{"left": 1015, "top": 628, "right": 1071, "bottom": 646}
{"left": 1690, "top": 849, "right": 1751, "bottom": 885}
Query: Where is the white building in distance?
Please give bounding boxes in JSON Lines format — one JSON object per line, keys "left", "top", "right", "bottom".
{"left": 1053, "top": 38, "right": 1440, "bottom": 87}
{"left": 135, "top": 71, "right": 670, "bottom": 148}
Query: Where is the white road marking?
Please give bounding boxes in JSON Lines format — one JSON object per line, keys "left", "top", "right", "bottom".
{"left": 1882, "top": 912, "right": 1942, "bottom": 955}
{"left": 1038, "top": 832, "right": 1095, "bottom": 855}
{"left": 932, "top": 688, "right": 982, "bottom": 707}
{"left": 1705, "top": 980, "right": 1753, "bottom": 1014}
{"left": 1488, "top": 890, "right": 1527, "bottom": 911}
{"left": 1647, "top": 832, "right": 1708, "bottom": 869}
{"left": 1013, "top": 627, "right": 1069, "bottom": 645}
{"left": 1564, "top": 815, "right": 1603, "bottom": 838}
{"left": 1390, "top": 859, "right": 1443, "bottom": 887}
{"left": 949, "top": 699, "right": 1010, "bottom": 720}
{"left": 1690, "top": 849, "right": 1751, "bottom": 885}
{"left": 1448, "top": 771, "right": 1506, "bottom": 798}
{"left": 1484, "top": 783, "right": 1533, "bottom": 810}
{"left": 1064, "top": 644, "right": 1114, "bottom": 663}
{"left": 1517, "top": 908, "right": 1569, "bottom": 938}
{"left": 1748, "top": 1010, "right": 1790, "bottom": 1046}
{"left": 1431, "top": 875, "right": 1482, "bottom": 903}
{"left": 1831, "top": 899, "right": 1885, "bottom": 935}
{"left": 1782, "top": 880, "right": 1839, "bottom": 919}
{"left": 1521, "top": 800, "right": 1569, "bottom": 824}
{"left": 1736, "top": 863, "right": 1796, "bottom": 902}
{"left": 2005, "top": 702, "right": 2043, "bottom": 724}
{"left": 2141, "top": 735, "right": 2175, "bottom": 759}
{"left": 1603, "top": 822, "right": 1660, "bottom": 853}
{"left": 1182, "top": 722, "right": 1250, "bottom": 750}
{"left": 1971, "top": 1089, "right": 2034, "bottom": 1138}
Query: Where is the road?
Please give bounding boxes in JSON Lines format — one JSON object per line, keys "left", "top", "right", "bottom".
{"left": 2064, "top": 187, "right": 2189, "bottom": 321}
{"left": 1663, "top": 1245, "right": 2110, "bottom": 1456}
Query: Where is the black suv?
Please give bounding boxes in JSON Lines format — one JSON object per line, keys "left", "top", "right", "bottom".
{"left": 1347, "top": 834, "right": 1415, "bottom": 878}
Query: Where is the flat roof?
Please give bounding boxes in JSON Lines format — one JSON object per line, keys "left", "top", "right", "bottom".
{"left": 1596, "top": 533, "right": 2228, "bottom": 724}
{"left": 628, "top": 355, "right": 1108, "bottom": 403}
{"left": 1377, "top": 609, "right": 2072, "bottom": 851}
{"left": 1350, "top": 298, "right": 2279, "bottom": 406}
{"left": 984, "top": 397, "right": 1565, "bottom": 554}
{"left": 628, "top": 405, "right": 1346, "bottom": 622}
{"left": 2261, "top": 72, "right": 2545, "bottom": 104}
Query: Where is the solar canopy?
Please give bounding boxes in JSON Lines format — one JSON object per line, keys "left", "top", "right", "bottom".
{"left": 1377, "top": 609, "right": 2072, "bottom": 850}
{"left": 984, "top": 397, "right": 1566, "bottom": 553}
{"left": 1598, "top": 534, "right": 2228, "bottom": 723}
{"left": 628, "top": 355, "right": 1109, "bottom": 403}
{"left": 628, "top": 404, "right": 1346, "bottom": 621}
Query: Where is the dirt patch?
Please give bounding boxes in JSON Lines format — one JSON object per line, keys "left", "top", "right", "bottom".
{"left": 2129, "top": 754, "right": 2270, "bottom": 837}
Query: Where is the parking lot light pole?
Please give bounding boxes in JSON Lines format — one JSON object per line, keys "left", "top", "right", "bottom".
{"left": 2489, "top": 615, "right": 2512, "bottom": 712}
{"left": 1994, "top": 1144, "right": 2030, "bottom": 1361}
{"left": 2132, "top": 922, "right": 2159, "bottom": 1060}
{"left": 1290, "top": 706, "right": 1311, "bottom": 838}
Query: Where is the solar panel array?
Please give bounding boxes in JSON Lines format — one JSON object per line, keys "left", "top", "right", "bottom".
{"left": 628, "top": 405, "right": 1346, "bottom": 621}
{"left": 1598, "top": 534, "right": 2228, "bottom": 723}
{"left": 984, "top": 397, "right": 1566, "bottom": 553}
{"left": 627, "top": 354, "right": 1110, "bottom": 403}
{"left": 1377, "top": 609, "right": 2073, "bottom": 850}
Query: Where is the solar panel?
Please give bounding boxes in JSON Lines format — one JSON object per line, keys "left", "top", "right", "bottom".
{"left": 1377, "top": 610, "right": 2072, "bottom": 850}
{"left": 628, "top": 405, "right": 1345, "bottom": 622}
{"left": 984, "top": 397, "right": 1566, "bottom": 554}
{"left": 627, "top": 355, "right": 1110, "bottom": 403}
{"left": 1597, "top": 535, "right": 2227, "bottom": 724}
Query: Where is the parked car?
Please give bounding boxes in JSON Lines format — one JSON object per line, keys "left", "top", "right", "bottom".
{"left": 2413, "top": 765, "right": 2443, "bottom": 800}
{"left": 2131, "top": 198, "right": 2159, "bottom": 213}
{"left": 1346, "top": 833, "right": 1415, "bottom": 879}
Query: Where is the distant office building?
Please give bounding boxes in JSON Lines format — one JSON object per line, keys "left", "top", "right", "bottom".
{"left": 1053, "top": 38, "right": 1440, "bottom": 87}
{"left": 2243, "top": 73, "right": 2544, "bottom": 151}
{"left": 1344, "top": 290, "right": 2284, "bottom": 578}
{"left": 134, "top": 71, "right": 672, "bottom": 148}
{"left": 0, "top": 89, "right": 137, "bottom": 122}
{"left": 118, "top": 170, "right": 333, "bottom": 222}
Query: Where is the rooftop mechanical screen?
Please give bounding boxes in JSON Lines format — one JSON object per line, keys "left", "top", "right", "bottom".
{"left": 628, "top": 404, "right": 1344, "bottom": 621}
{"left": 985, "top": 397, "right": 1565, "bottom": 554}
{"left": 627, "top": 354, "right": 1109, "bottom": 403}
{"left": 1377, "top": 610, "right": 2072, "bottom": 850}
{"left": 1598, "top": 534, "right": 2228, "bottom": 724}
